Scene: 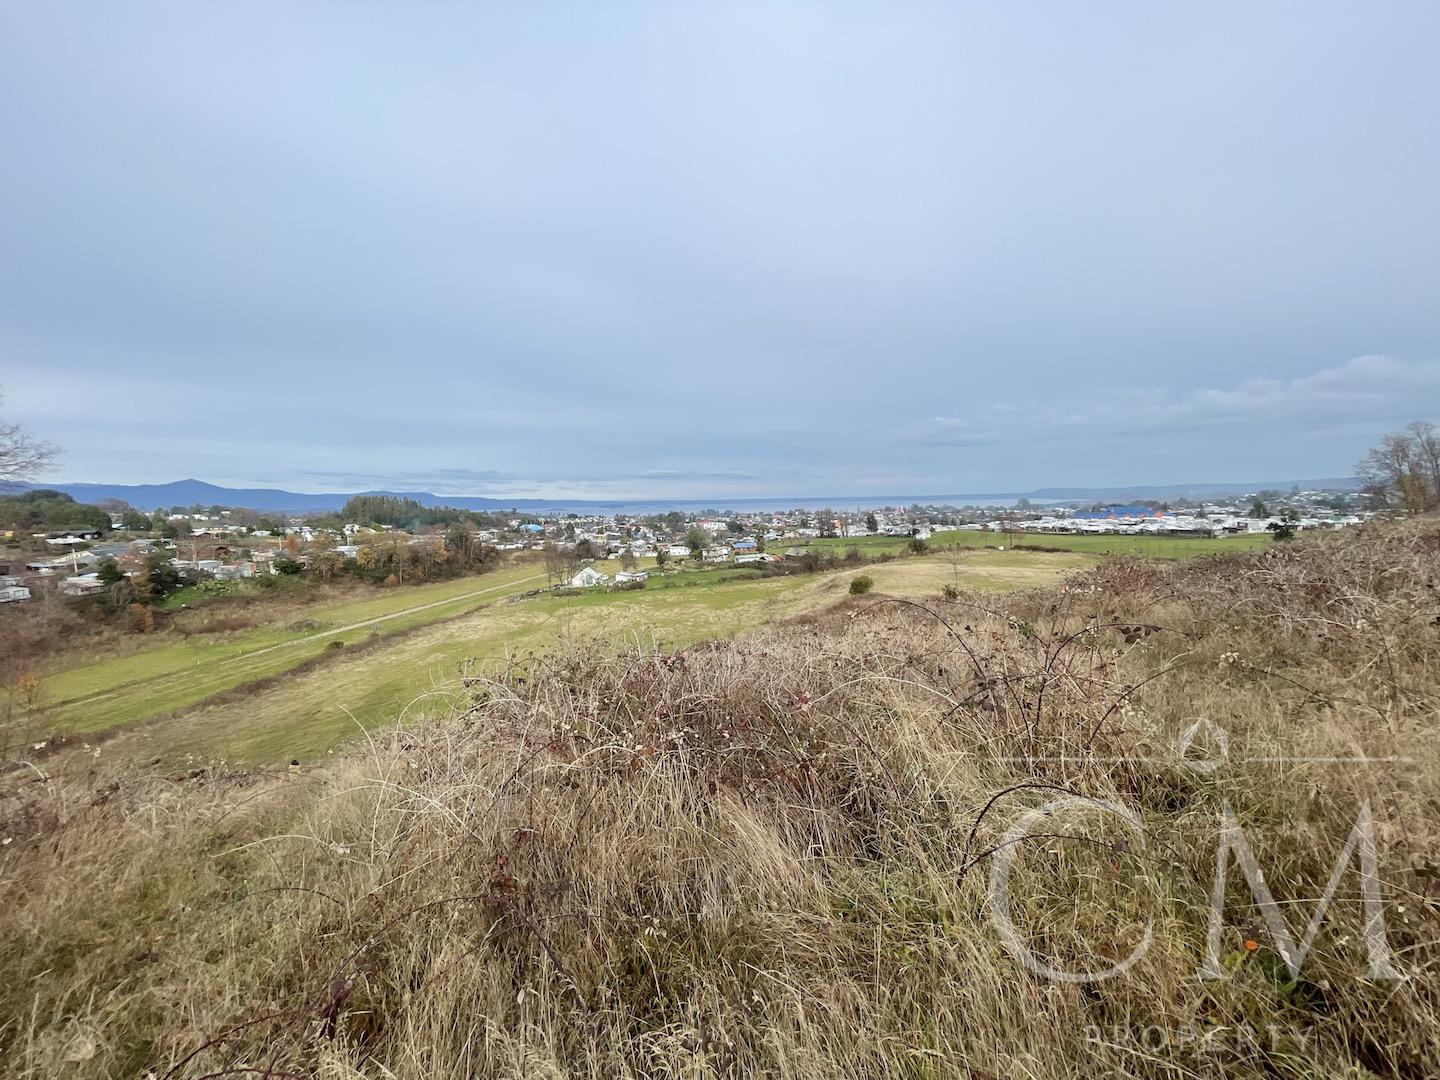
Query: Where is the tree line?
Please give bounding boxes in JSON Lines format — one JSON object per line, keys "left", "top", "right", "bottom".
{"left": 336, "top": 495, "right": 509, "bottom": 530}
{"left": 0, "top": 490, "right": 110, "bottom": 533}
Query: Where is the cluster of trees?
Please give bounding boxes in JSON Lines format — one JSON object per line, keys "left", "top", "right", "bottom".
{"left": 643, "top": 511, "right": 688, "bottom": 532}
{"left": 1358, "top": 421, "right": 1440, "bottom": 514}
{"left": 0, "top": 490, "right": 110, "bottom": 533}
{"left": 76, "top": 551, "right": 187, "bottom": 623}
{"left": 541, "top": 542, "right": 584, "bottom": 587}
{"left": 337, "top": 495, "right": 506, "bottom": 530}
{"left": 310, "top": 525, "right": 498, "bottom": 586}
{"left": 541, "top": 541, "right": 647, "bottom": 587}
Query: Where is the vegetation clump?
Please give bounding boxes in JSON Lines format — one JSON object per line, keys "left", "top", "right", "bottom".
{"left": 1, "top": 525, "right": 1438, "bottom": 1077}
{"left": 0, "top": 489, "right": 109, "bottom": 533}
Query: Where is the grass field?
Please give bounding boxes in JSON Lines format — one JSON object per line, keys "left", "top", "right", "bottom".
{"left": 846, "top": 547, "right": 1098, "bottom": 595}
{"left": 797, "top": 529, "right": 1272, "bottom": 559}
{"left": 30, "top": 549, "right": 1094, "bottom": 766}
{"left": 32, "top": 564, "right": 547, "bottom": 736}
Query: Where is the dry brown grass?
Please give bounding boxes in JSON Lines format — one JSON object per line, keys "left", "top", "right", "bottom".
{"left": 1, "top": 524, "right": 1438, "bottom": 1077}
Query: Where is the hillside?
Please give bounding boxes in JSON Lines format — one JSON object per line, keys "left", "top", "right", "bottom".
{"left": 1, "top": 526, "right": 1437, "bottom": 1077}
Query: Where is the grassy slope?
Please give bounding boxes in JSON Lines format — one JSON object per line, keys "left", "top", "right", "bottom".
{"left": 100, "top": 571, "right": 819, "bottom": 764}
{"left": 34, "top": 564, "right": 546, "bottom": 735}
{"left": 47, "top": 550, "right": 1094, "bottom": 765}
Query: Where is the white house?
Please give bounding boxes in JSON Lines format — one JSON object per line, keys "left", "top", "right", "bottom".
{"left": 212, "top": 564, "right": 255, "bottom": 581}
{"left": 569, "top": 566, "right": 609, "bottom": 588}
{"left": 614, "top": 570, "right": 648, "bottom": 584}
{"left": 28, "top": 552, "right": 98, "bottom": 574}
{"left": 0, "top": 584, "right": 31, "bottom": 603}
{"left": 61, "top": 573, "right": 107, "bottom": 597}
{"left": 665, "top": 544, "right": 691, "bottom": 558}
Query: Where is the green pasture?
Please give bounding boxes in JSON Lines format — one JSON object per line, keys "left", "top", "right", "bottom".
{"left": 796, "top": 529, "right": 1271, "bottom": 560}
{"left": 33, "top": 564, "right": 546, "bottom": 736}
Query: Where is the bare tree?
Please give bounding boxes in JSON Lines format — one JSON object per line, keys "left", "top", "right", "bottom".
{"left": 0, "top": 388, "right": 58, "bottom": 481}
{"left": 1406, "top": 421, "right": 1440, "bottom": 508}
{"left": 559, "top": 545, "right": 582, "bottom": 583}
{"left": 1357, "top": 424, "right": 1435, "bottom": 514}
{"left": 542, "top": 542, "right": 565, "bottom": 587}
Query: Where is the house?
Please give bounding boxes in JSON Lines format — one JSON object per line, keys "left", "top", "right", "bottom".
{"left": 614, "top": 570, "right": 648, "bottom": 584}
{"left": 27, "top": 552, "right": 98, "bottom": 574}
{"left": 665, "top": 544, "right": 691, "bottom": 558}
{"left": 0, "top": 584, "right": 31, "bottom": 603}
{"left": 569, "top": 566, "right": 609, "bottom": 588}
{"left": 731, "top": 537, "right": 759, "bottom": 554}
{"left": 61, "top": 574, "right": 107, "bottom": 597}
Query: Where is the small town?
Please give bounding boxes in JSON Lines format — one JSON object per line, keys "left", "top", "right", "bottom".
{"left": 0, "top": 487, "right": 1376, "bottom": 604}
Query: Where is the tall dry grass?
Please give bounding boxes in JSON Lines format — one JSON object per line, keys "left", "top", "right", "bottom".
{"left": 1, "top": 524, "right": 1438, "bottom": 1077}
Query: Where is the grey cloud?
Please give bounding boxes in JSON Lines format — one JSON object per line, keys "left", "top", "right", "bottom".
{"left": 296, "top": 466, "right": 766, "bottom": 497}
{"left": 901, "top": 356, "right": 1440, "bottom": 449}
{"left": 1, "top": 4, "right": 1437, "bottom": 496}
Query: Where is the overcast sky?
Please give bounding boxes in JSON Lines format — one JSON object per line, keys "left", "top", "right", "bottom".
{"left": 3, "top": 3, "right": 1438, "bottom": 498}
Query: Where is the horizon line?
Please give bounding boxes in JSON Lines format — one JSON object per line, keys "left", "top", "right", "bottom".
{"left": 19, "top": 474, "right": 1365, "bottom": 508}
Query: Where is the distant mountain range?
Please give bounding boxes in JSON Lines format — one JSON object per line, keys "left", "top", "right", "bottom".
{"left": 3, "top": 476, "right": 1364, "bottom": 514}
{"left": 12, "top": 479, "right": 528, "bottom": 513}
